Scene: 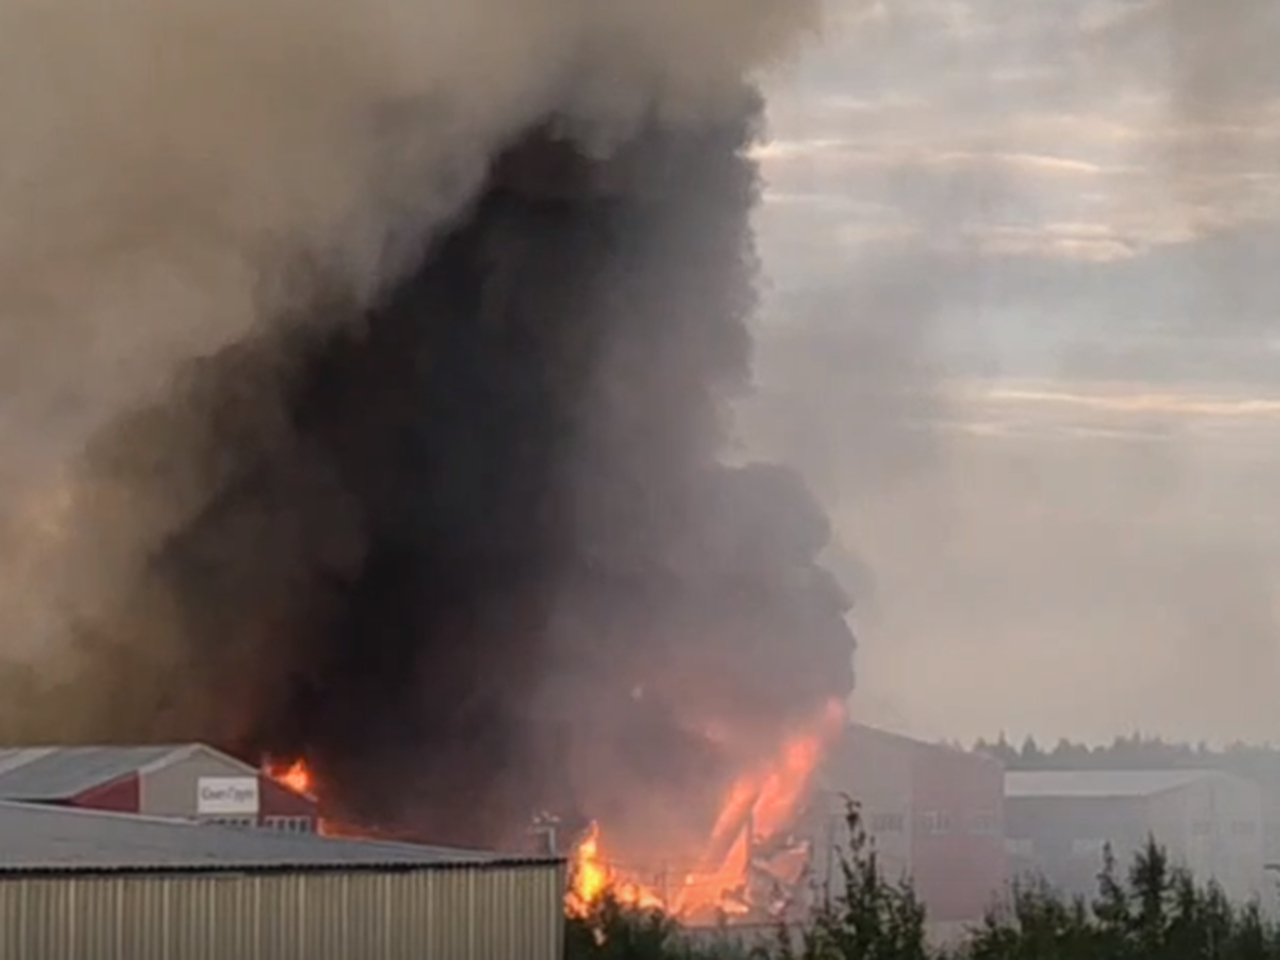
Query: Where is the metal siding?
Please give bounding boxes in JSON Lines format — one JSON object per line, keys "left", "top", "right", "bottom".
{"left": 0, "top": 746, "right": 179, "bottom": 801}
{"left": 1005, "top": 769, "right": 1221, "bottom": 799}
{"left": 1150, "top": 776, "right": 1266, "bottom": 903}
{"left": 0, "top": 796, "right": 515, "bottom": 869}
{"left": 0, "top": 863, "right": 565, "bottom": 960}
{"left": 1005, "top": 793, "right": 1152, "bottom": 900}
{"left": 139, "top": 751, "right": 260, "bottom": 820}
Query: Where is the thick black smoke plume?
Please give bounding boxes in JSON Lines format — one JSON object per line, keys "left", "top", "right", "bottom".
{"left": 0, "top": 7, "right": 853, "bottom": 853}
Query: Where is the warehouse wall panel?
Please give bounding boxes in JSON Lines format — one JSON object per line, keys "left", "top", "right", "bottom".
{"left": 0, "top": 862, "right": 565, "bottom": 960}
{"left": 140, "top": 750, "right": 258, "bottom": 821}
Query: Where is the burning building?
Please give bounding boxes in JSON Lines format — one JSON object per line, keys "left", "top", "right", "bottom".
{"left": 0, "top": 0, "right": 857, "bottom": 920}
{"left": 0, "top": 744, "right": 317, "bottom": 832}
{"left": 565, "top": 697, "right": 847, "bottom": 925}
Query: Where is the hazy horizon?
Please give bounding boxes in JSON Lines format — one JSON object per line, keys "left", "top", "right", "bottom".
{"left": 744, "top": 0, "right": 1280, "bottom": 748}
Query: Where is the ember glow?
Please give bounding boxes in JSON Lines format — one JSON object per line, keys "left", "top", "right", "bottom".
{"left": 264, "top": 758, "right": 363, "bottom": 839}
{"left": 566, "top": 823, "right": 666, "bottom": 917}
{"left": 262, "top": 701, "right": 845, "bottom": 923}
{"left": 267, "top": 758, "right": 315, "bottom": 799}
{"left": 568, "top": 699, "right": 847, "bottom": 923}
{"left": 0, "top": 0, "right": 856, "bottom": 879}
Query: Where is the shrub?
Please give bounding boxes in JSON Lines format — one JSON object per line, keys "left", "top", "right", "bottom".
{"left": 565, "top": 808, "right": 1280, "bottom": 960}
{"left": 962, "top": 838, "right": 1280, "bottom": 960}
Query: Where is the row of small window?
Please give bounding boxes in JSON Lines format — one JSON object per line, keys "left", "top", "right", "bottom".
{"left": 866, "top": 811, "right": 1000, "bottom": 836}
{"left": 1006, "top": 823, "right": 1262, "bottom": 862}
{"left": 1009, "top": 837, "right": 1106, "bottom": 859}
{"left": 203, "top": 817, "right": 315, "bottom": 833}
{"left": 1008, "top": 838, "right": 1110, "bottom": 859}
{"left": 266, "top": 817, "right": 316, "bottom": 834}
{"left": 1191, "top": 819, "right": 1256, "bottom": 838}
{"left": 1006, "top": 838, "right": 1034, "bottom": 857}
{"left": 205, "top": 817, "right": 255, "bottom": 829}
{"left": 1071, "top": 838, "right": 1106, "bottom": 858}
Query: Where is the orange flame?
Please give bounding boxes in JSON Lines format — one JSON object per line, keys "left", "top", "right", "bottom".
{"left": 568, "top": 697, "right": 846, "bottom": 923}
{"left": 567, "top": 822, "right": 665, "bottom": 917}
{"left": 261, "top": 697, "right": 846, "bottom": 924}
{"left": 264, "top": 757, "right": 363, "bottom": 838}
{"left": 269, "top": 758, "right": 316, "bottom": 799}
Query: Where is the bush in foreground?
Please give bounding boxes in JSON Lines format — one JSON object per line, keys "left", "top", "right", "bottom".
{"left": 567, "top": 802, "right": 1280, "bottom": 960}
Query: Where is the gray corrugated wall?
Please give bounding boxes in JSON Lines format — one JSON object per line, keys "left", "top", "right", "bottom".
{"left": 0, "top": 862, "right": 565, "bottom": 960}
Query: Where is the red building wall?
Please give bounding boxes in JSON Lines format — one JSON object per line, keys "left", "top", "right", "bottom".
{"left": 257, "top": 774, "right": 318, "bottom": 822}
{"left": 68, "top": 771, "right": 316, "bottom": 830}
{"left": 71, "top": 775, "right": 141, "bottom": 814}
{"left": 908, "top": 743, "right": 1005, "bottom": 923}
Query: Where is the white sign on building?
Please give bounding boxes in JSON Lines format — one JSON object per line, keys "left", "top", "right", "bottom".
{"left": 196, "top": 776, "right": 260, "bottom": 815}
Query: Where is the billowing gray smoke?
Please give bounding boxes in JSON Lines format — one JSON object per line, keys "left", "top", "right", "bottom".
{"left": 0, "top": 0, "right": 853, "bottom": 850}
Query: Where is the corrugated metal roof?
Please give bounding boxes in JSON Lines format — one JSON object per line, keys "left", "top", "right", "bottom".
{"left": 0, "top": 745, "right": 230, "bottom": 800}
{"left": 0, "top": 800, "right": 556, "bottom": 874}
{"left": 1005, "top": 769, "right": 1224, "bottom": 799}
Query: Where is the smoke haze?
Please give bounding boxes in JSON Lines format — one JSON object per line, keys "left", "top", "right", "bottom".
{"left": 744, "top": 0, "right": 1280, "bottom": 746}
{"left": 6, "top": 0, "right": 1280, "bottom": 855}
{"left": 0, "top": 0, "right": 862, "bottom": 852}
{"left": 0, "top": 0, "right": 816, "bottom": 478}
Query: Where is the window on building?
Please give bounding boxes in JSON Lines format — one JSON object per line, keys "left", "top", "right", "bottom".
{"left": 1191, "top": 820, "right": 1213, "bottom": 837}
{"left": 970, "top": 812, "right": 1000, "bottom": 835}
{"left": 205, "top": 817, "right": 254, "bottom": 829}
{"left": 1071, "top": 838, "right": 1107, "bottom": 859}
{"left": 920, "top": 811, "right": 951, "bottom": 835}
{"left": 1005, "top": 838, "right": 1034, "bottom": 858}
{"left": 1231, "top": 820, "right": 1256, "bottom": 838}
{"left": 1264, "top": 821, "right": 1280, "bottom": 848}
{"left": 869, "top": 812, "right": 905, "bottom": 834}
{"left": 264, "top": 816, "right": 315, "bottom": 834}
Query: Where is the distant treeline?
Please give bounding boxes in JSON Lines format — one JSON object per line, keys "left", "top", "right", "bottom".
{"left": 969, "top": 734, "right": 1280, "bottom": 788}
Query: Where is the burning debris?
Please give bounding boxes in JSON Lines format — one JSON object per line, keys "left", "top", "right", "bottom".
{"left": 0, "top": 0, "right": 856, "bottom": 904}
{"left": 566, "top": 699, "right": 845, "bottom": 924}
{"left": 267, "top": 758, "right": 315, "bottom": 800}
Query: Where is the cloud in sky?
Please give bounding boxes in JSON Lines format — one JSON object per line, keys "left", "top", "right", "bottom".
{"left": 742, "top": 0, "right": 1280, "bottom": 745}
{"left": 757, "top": 0, "right": 1280, "bottom": 272}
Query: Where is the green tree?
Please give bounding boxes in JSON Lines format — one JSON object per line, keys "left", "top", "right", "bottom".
{"left": 780, "top": 798, "right": 929, "bottom": 960}
{"left": 566, "top": 896, "right": 681, "bottom": 960}
{"left": 964, "top": 879, "right": 1097, "bottom": 960}
{"left": 956, "top": 836, "right": 1280, "bottom": 960}
{"left": 565, "top": 805, "right": 1280, "bottom": 960}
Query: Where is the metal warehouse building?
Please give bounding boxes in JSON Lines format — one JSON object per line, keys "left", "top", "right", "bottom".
{"left": 0, "top": 743, "right": 318, "bottom": 832}
{"left": 0, "top": 799, "right": 565, "bottom": 960}
{"left": 1006, "top": 769, "right": 1265, "bottom": 905}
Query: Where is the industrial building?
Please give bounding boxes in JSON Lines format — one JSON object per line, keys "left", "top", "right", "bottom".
{"left": 0, "top": 798, "right": 565, "bottom": 960}
{"left": 1005, "top": 769, "right": 1265, "bottom": 904}
{"left": 815, "top": 723, "right": 1006, "bottom": 938}
{"left": 0, "top": 744, "right": 317, "bottom": 831}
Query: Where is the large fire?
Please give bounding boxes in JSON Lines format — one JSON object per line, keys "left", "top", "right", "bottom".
{"left": 566, "top": 698, "right": 847, "bottom": 924}
{"left": 564, "top": 822, "right": 666, "bottom": 916}
{"left": 263, "top": 757, "right": 365, "bottom": 838}
{"left": 262, "top": 697, "right": 846, "bottom": 925}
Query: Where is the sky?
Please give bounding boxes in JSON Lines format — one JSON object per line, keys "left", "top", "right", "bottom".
{"left": 743, "top": 0, "right": 1280, "bottom": 746}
